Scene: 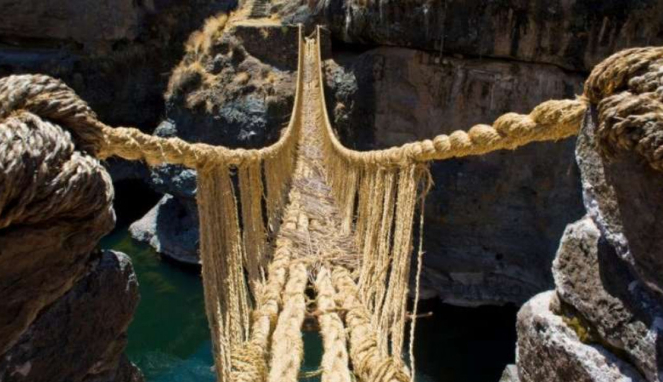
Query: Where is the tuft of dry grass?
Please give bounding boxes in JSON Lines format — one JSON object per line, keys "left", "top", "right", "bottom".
{"left": 264, "top": 71, "right": 278, "bottom": 84}
{"left": 184, "top": 13, "right": 229, "bottom": 59}
{"left": 166, "top": 61, "right": 206, "bottom": 99}
{"left": 233, "top": 72, "right": 250, "bottom": 85}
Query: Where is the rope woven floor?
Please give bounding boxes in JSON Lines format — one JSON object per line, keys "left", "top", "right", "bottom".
{"left": 2, "top": 21, "right": 662, "bottom": 382}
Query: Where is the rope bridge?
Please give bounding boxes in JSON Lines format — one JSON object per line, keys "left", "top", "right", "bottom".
{"left": 2, "top": 23, "right": 663, "bottom": 382}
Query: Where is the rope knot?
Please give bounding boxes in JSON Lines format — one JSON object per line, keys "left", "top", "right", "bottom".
{"left": 584, "top": 47, "right": 663, "bottom": 170}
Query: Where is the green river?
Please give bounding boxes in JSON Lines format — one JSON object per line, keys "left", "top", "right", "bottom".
{"left": 101, "top": 228, "right": 516, "bottom": 382}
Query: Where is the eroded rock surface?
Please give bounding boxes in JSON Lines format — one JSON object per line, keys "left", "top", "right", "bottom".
{"left": 0, "top": 251, "right": 141, "bottom": 382}
{"left": 280, "top": 0, "right": 663, "bottom": 71}
{"left": 517, "top": 292, "right": 646, "bottom": 382}
{"left": 553, "top": 217, "right": 663, "bottom": 381}
{"left": 515, "top": 107, "right": 663, "bottom": 381}
{"left": 131, "top": 22, "right": 299, "bottom": 261}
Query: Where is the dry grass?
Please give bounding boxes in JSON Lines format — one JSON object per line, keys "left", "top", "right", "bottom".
{"left": 264, "top": 71, "right": 278, "bottom": 84}
{"left": 184, "top": 13, "right": 229, "bottom": 59}
{"left": 234, "top": 72, "right": 250, "bottom": 85}
{"left": 166, "top": 61, "right": 206, "bottom": 99}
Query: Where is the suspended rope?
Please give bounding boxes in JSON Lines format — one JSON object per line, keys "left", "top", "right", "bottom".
{"left": 2, "top": 20, "right": 660, "bottom": 382}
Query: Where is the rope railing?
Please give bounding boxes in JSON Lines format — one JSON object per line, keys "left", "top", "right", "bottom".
{"left": 3, "top": 18, "right": 663, "bottom": 382}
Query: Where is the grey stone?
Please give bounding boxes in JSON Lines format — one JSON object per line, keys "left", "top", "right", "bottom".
{"left": 576, "top": 106, "right": 663, "bottom": 299}
{"left": 130, "top": 195, "right": 200, "bottom": 264}
{"left": 0, "top": 250, "right": 140, "bottom": 382}
{"left": 516, "top": 292, "right": 646, "bottom": 382}
{"left": 553, "top": 216, "right": 663, "bottom": 381}
{"left": 500, "top": 365, "right": 520, "bottom": 382}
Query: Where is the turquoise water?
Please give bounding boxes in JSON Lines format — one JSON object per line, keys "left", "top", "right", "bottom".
{"left": 101, "top": 228, "right": 515, "bottom": 382}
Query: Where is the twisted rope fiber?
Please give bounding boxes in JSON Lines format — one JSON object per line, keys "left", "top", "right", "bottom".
{"left": 584, "top": 47, "right": 663, "bottom": 171}
{"left": 5, "top": 21, "right": 653, "bottom": 382}
{"left": 229, "top": 239, "right": 294, "bottom": 382}
{"left": 0, "top": 110, "right": 113, "bottom": 230}
{"left": 331, "top": 267, "right": 410, "bottom": 382}
{"left": 267, "top": 260, "right": 308, "bottom": 382}
{"left": 315, "top": 266, "right": 352, "bottom": 382}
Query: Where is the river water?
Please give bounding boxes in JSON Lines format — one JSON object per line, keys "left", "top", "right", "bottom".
{"left": 100, "top": 229, "right": 517, "bottom": 382}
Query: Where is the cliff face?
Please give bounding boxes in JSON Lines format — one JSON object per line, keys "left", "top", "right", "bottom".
{"left": 283, "top": 0, "right": 663, "bottom": 71}
{"left": 324, "top": 48, "right": 585, "bottom": 305}
{"left": 0, "top": 0, "right": 238, "bottom": 130}
{"left": 514, "top": 107, "right": 663, "bottom": 382}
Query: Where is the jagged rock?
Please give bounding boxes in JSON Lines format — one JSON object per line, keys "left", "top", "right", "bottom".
{"left": 516, "top": 291, "right": 646, "bottom": 382}
{"left": 0, "top": 1, "right": 238, "bottom": 130}
{"left": 83, "top": 355, "right": 143, "bottom": 382}
{"left": 136, "top": 23, "right": 299, "bottom": 261}
{"left": 0, "top": 250, "right": 142, "bottom": 382}
{"left": 104, "top": 158, "right": 151, "bottom": 183}
{"left": 0, "top": 217, "right": 114, "bottom": 356}
{"left": 324, "top": 46, "right": 585, "bottom": 306}
{"left": 280, "top": 0, "right": 663, "bottom": 72}
{"left": 500, "top": 365, "right": 520, "bottom": 382}
{"left": 576, "top": 106, "right": 663, "bottom": 299}
{"left": 553, "top": 216, "right": 663, "bottom": 381}
{"left": 130, "top": 195, "right": 199, "bottom": 264}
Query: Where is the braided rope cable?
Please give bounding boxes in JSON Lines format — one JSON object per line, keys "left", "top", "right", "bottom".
{"left": 315, "top": 266, "right": 353, "bottom": 382}
{"left": 583, "top": 47, "right": 663, "bottom": 171}
{"left": 266, "top": 260, "right": 308, "bottom": 382}
{"left": 313, "top": 26, "right": 586, "bottom": 166}
{"left": 331, "top": 267, "right": 410, "bottom": 382}
{"left": 0, "top": 111, "right": 113, "bottom": 230}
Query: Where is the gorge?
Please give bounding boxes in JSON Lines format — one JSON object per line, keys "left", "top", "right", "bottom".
{"left": 1, "top": 1, "right": 663, "bottom": 382}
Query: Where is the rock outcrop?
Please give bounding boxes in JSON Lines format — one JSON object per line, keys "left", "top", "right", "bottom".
{"left": 0, "top": 73, "right": 142, "bottom": 380}
{"left": 514, "top": 107, "right": 663, "bottom": 381}
{"left": 517, "top": 292, "right": 646, "bottom": 382}
{"left": 0, "top": 251, "right": 141, "bottom": 382}
{"left": 130, "top": 20, "right": 299, "bottom": 263}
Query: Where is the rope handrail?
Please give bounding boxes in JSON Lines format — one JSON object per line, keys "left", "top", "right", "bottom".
{"left": 313, "top": 26, "right": 586, "bottom": 166}
{"left": 101, "top": 24, "right": 305, "bottom": 169}
{"left": 4, "top": 20, "right": 663, "bottom": 382}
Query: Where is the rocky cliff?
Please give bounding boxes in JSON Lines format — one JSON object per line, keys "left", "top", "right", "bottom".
{"left": 513, "top": 105, "right": 663, "bottom": 382}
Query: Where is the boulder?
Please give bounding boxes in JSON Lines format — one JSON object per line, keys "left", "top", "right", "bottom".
{"left": 0, "top": 250, "right": 143, "bottom": 382}
{"left": 130, "top": 195, "right": 199, "bottom": 265}
{"left": 553, "top": 216, "right": 663, "bottom": 381}
{"left": 516, "top": 292, "right": 646, "bottom": 382}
